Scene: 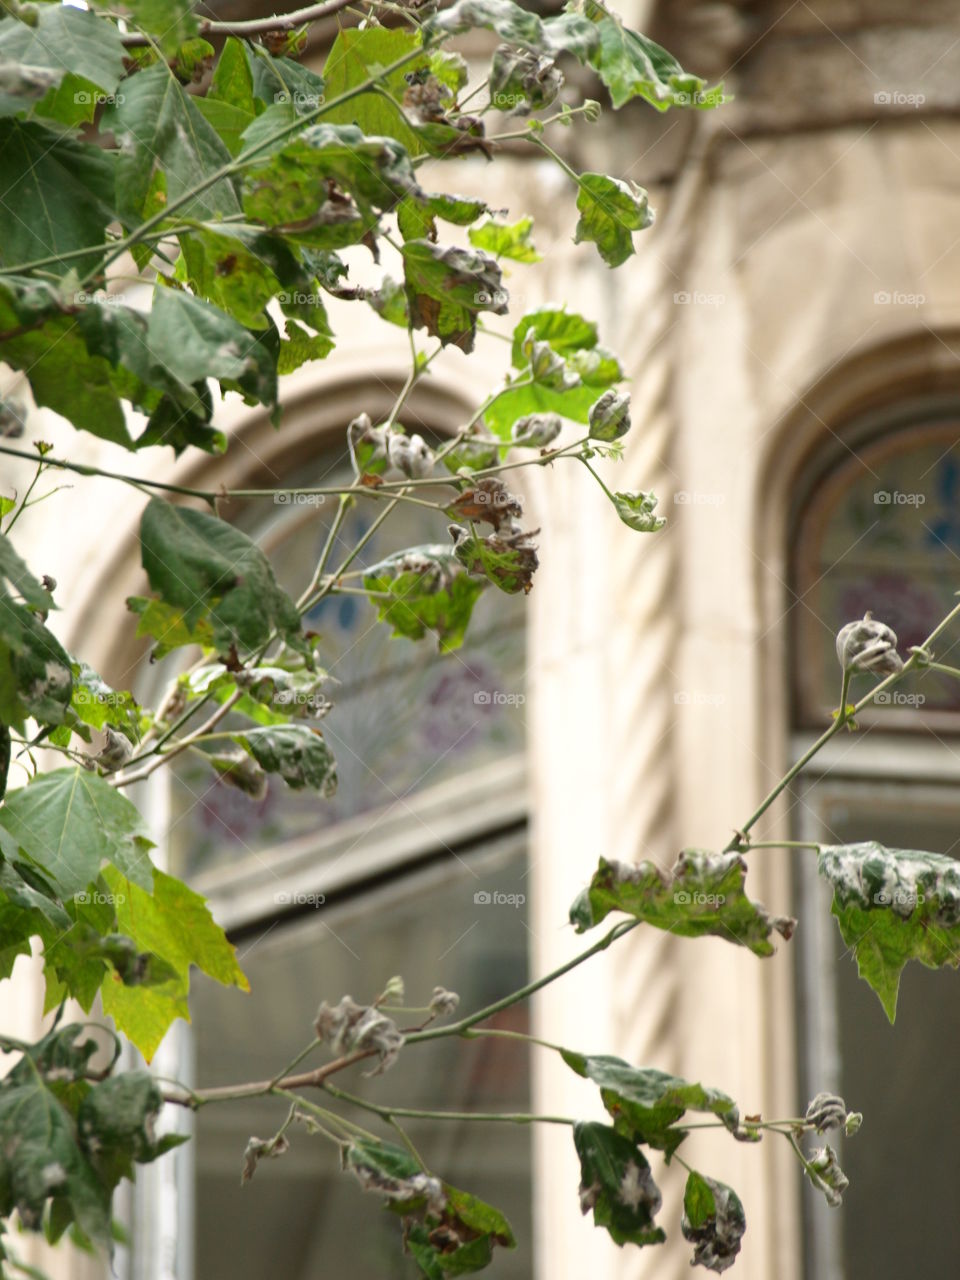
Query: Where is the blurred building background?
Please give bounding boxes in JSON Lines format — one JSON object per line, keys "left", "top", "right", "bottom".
{"left": 3, "top": 1, "right": 960, "bottom": 1278}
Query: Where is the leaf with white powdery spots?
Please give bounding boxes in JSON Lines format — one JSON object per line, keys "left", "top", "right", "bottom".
{"left": 564, "top": 1055, "right": 738, "bottom": 1154}
{"left": 817, "top": 841, "right": 960, "bottom": 1021}
{"left": 573, "top": 1122, "right": 665, "bottom": 1247}
{"left": 681, "top": 1172, "right": 746, "bottom": 1273}
{"left": 570, "top": 851, "right": 796, "bottom": 956}
{"left": 138, "top": 497, "right": 305, "bottom": 658}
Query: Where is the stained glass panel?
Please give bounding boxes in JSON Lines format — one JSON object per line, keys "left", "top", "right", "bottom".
{"left": 165, "top": 455, "right": 527, "bottom": 876}
{"left": 792, "top": 421, "right": 960, "bottom": 727}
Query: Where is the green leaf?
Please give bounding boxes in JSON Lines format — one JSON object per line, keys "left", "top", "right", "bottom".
{"left": 590, "top": 18, "right": 725, "bottom": 113}
{"left": 0, "top": 594, "right": 73, "bottom": 732}
{"left": 100, "top": 865, "right": 249, "bottom": 1061}
{"left": 246, "top": 44, "right": 326, "bottom": 113}
{"left": 0, "top": 122, "right": 117, "bottom": 276}
{"left": 569, "top": 851, "right": 796, "bottom": 956}
{"left": 367, "top": 275, "right": 410, "bottom": 328}
{"left": 193, "top": 96, "right": 256, "bottom": 157}
{"left": 574, "top": 172, "right": 653, "bottom": 268}
{"left": 363, "top": 545, "right": 487, "bottom": 653}
{"left": 510, "top": 307, "right": 599, "bottom": 364}
{"left": 0, "top": 278, "right": 210, "bottom": 449}
{"left": 489, "top": 44, "right": 562, "bottom": 115}
{"left": 101, "top": 64, "right": 240, "bottom": 226}
{"left": 611, "top": 489, "right": 665, "bottom": 532}
{"left": 0, "top": 7, "right": 124, "bottom": 116}
{"left": 147, "top": 288, "right": 276, "bottom": 410}
{"left": 0, "top": 1050, "right": 111, "bottom": 1243}
{"left": 344, "top": 1140, "right": 515, "bottom": 1274}
{"left": 209, "top": 36, "right": 257, "bottom": 114}
{"left": 175, "top": 222, "right": 306, "bottom": 329}
{"left": 322, "top": 27, "right": 429, "bottom": 156}
{"left": 680, "top": 1174, "right": 745, "bottom": 1273}
{"left": 426, "top": 0, "right": 599, "bottom": 61}
{"left": 126, "top": 595, "right": 215, "bottom": 658}
{"left": 402, "top": 240, "right": 507, "bottom": 352}
{"left": 818, "top": 841, "right": 960, "bottom": 1021}
{"left": 0, "top": 767, "right": 155, "bottom": 898}
{"left": 122, "top": 0, "right": 199, "bottom": 56}
{"left": 468, "top": 215, "right": 541, "bottom": 262}
{"left": 564, "top": 1054, "right": 738, "bottom": 1153}
{"left": 485, "top": 308, "right": 622, "bottom": 437}
{"left": 68, "top": 662, "right": 139, "bottom": 737}
{"left": 237, "top": 725, "right": 337, "bottom": 794}
{"left": 77, "top": 1071, "right": 186, "bottom": 1190}
{"left": 450, "top": 524, "right": 539, "bottom": 594}
{"left": 243, "top": 122, "right": 420, "bottom": 230}
{"left": 572, "top": 1122, "right": 666, "bottom": 1248}
{"left": 0, "top": 533, "right": 54, "bottom": 611}
{"left": 683, "top": 1170, "right": 716, "bottom": 1231}
{"left": 138, "top": 497, "right": 305, "bottom": 658}
{"left": 0, "top": 1027, "right": 186, "bottom": 1248}
{"left": 0, "top": 60, "right": 61, "bottom": 121}
{"left": 278, "top": 318, "right": 335, "bottom": 374}
{"left": 430, "top": 49, "right": 468, "bottom": 96}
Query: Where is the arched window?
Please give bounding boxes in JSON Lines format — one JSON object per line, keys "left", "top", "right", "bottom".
{"left": 131, "top": 430, "right": 533, "bottom": 1280}
{"left": 788, "top": 407, "right": 960, "bottom": 1280}
{"left": 791, "top": 414, "right": 960, "bottom": 727}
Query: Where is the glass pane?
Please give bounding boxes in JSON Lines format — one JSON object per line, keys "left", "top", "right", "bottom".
{"left": 791, "top": 421, "right": 960, "bottom": 726}
{"left": 803, "top": 795, "right": 960, "bottom": 1280}
{"left": 165, "top": 456, "right": 527, "bottom": 877}
{"left": 189, "top": 844, "right": 532, "bottom": 1279}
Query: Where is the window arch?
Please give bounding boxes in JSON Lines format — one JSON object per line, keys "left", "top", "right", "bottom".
{"left": 122, "top": 390, "right": 534, "bottom": 1280}
{"left": 787, "top": 401, "right": 960, "bottom": 1280}
{"left": 790, "top": 412, "right": 960, "bottom": 729}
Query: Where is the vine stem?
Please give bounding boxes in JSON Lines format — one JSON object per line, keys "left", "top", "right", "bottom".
{"left": 322, "top": 1081, "right": 574, "bottom": 1127}
{"left": 161, "top": 920, "right": 640, "bottom": 1108}
{"left": 405, "top": 919, "right": 640, "bottom": 1045}
{"left": 725, "top": 597, "right": 960, "bottom": 849}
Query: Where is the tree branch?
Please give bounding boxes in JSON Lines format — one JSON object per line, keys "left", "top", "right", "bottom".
{"left": 120, "top": 0, "right": 359, "bottom": 47}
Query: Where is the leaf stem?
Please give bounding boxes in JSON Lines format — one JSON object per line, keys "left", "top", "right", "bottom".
{"left": 725, "top": 597, "right": 960, "bottom": 849}
{"left": 405, "top": 919, "right": 640, "bottom": 1045}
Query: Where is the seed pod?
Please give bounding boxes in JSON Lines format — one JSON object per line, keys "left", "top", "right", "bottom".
{"left": 836, "top": 612, "right": 902, "bottom": 676}
{"left": 804, "top": 1092, "right": 847, "bottom": 1132}
{"left": 511, "top": 413, "right": 561, "bottom": 449}
{"left": 589, "top": 389, "right": 631, "bottom": 441}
